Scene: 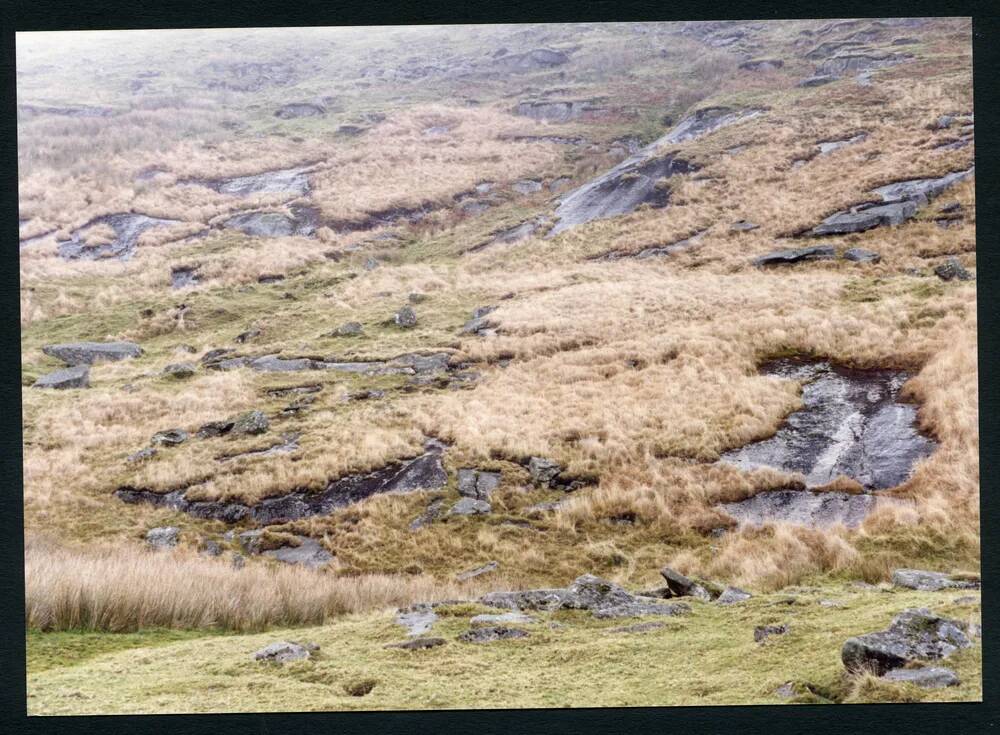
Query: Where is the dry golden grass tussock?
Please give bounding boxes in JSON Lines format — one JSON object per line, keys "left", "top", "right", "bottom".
{"left": 24, "top": 536, "right": 500, "bottom": 632}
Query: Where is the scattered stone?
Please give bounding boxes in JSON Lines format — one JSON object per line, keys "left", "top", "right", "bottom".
{"left": 891, "top": 569, "right": 980, "bottom": 592}
{"left": 200, "top": 539, "right": 223, "bottom": 557}
{"left": 456, "top": 561, "right": 499, "bottom": 582}
{"left": 385, "top": 637, "right": 446, "bottom": 650}
{"left": 933, "top": 257, "right": 972, "bottom": 282}
{"left": 843, "top": 247, "right": 882, "bottom": 264}
{"left": 257, "top": 273, "right": 285, "bottom": 284}
{"left": 409, "top": 498, "right": 445, "bottom": 531}
{"left": 231, "top": 553, "right": 246, "bottom": 569}
{"left": 43, "top": 341, "right": 142, "bottom": 366}
{"left": 407, "top": 292, "right": 428, "bottom": 304}
{"left": 457, "top": 469, "right": 501, "bottom": 501}
{"left": 755, "top": 624, "right": 790, "bottom": 643}
{"left": 263, "top": 536, "right": 333, "bottom": 569}
{"left": 528, "top": 457, "right": 562, "bottom": 487}
{"left": 730, "top": 220, "right": 760, "bottom": 232}
{"left": 717, "top": 587, "right": 753, "bottom": 605}
{"left": 449, "top": 497, "right": 491, "bottom": 516}
{"left": 882, "top": 667, "right": 960, "bottom": 688}
{"left": 151, "top": 428, "right": 188, "bottom": 446}
{"left": 394, "top": 306, "right": 417, "bottom": 329}
{"left": 145, "top": 526, "right": 179, "bottom": 549}
{"left": 33, "top": 365, "right": 90, "bottom": 390}
{"left": 952, "top": 596, "right": 979, "bottom": 606}
{"left": 126, "top": 447, "right": 157, "bottom": 464}
{"left": 196, "top": 420, "right": 235, "bottom": 438}
{"left": 363, "top": 256, "right": 379, "bottom": 271}
{"left": 774, "top": 682, "right": 798, "bottom": 699}
{"left": 163, "top": 362, "right": 196, "bottom": 379}
{"left": 841, "top": 608, "right": 973, "bottom": 675}
{"left": 927, "top": 114, "right": 955, "bottom": 130}
{"left": 458, "top": 626, "right": 529, "bottom": 643}
{"left": 493, "top": 48, "right": 569, "bottom": 73}
{"left": 274, "top": 102, "right": 325, "bottom": 119}
{"left": 609, "top": 621, "right": 667, "bottom": 634}
{"left": 752, "top": 245, "right": 836, "bottom": 267}
{"left": 660, "top": 568, "right": 699, "bottom": 597}
{"left": 513, "top": 179, "right": 543, "bottom": 195}
{"left": 470, "top": 612, "right": 535, "bottom": 626}
{"left": 396, "top": 605, "right": 438, "bottom": 636}
{"left": 252, "top": 641, "right": 311, "bottom": 664}
{"left": 230, "top": 410, "right": 269, "bottom": 436}
{"left": 234, "top": 328, "right": 262, "bottom": 344}
{"left": 798, "top": 74, "right": 837, "bottom": 87}
{"left": 170, "top": 266, "right": 199, "bottom": 289}
{"left": 739, "top": 58, "right": 784, "bottom": 71}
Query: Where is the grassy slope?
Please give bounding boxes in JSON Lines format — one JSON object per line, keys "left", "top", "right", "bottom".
{"left": 28, "top": 586, "right": 981, "bottom": 714}
{"left": 18, "top": 18, "right": 980, "bottom": 712}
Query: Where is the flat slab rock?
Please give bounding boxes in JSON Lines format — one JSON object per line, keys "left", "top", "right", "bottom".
{"left": 719, "top": 489, "right": 882, "bottom": 530}
{"left": 719, "top": 358, "right": 936, "bottom": 491}
{"left": 43, "top": 341, "right": 142, "bottom": 366}
{"left": 480, "top": 574, "right": 691, "bottom": 619}
{"left": 892, "top": 569, "right": 980, "bottom": 592}
{"left": 252, "top": 641, "right": 316, "bottom": 663}
{"left": 841, "top": 607, "right": 973, "bottom": 675}
{"left": 116, "top": 442, "right": 448, "bottom": 524}
{"left": 881, "top": 667, "right": 960, "bottom": 688}
{"left": 458, "top": 626, "right": 529, "bottom": 643}
{"left": 395, "top": 606, "right": 438, "bottom": 637}
{"left": 33, "top": 365, "right": 90, "bottom": 389}
{"left": 58, "top": 214, "right": 179, "bottom": 261}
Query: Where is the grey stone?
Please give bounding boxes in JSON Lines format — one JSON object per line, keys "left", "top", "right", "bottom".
{"left": 252, "top": 641, "right": 311, "bottom": 663}
{"left": 146, "top": 526, "right": 179, "bottom": 549}
{"left": 409, "top": 498, "right": 445, "bottom": 531}
{"left": 151, "top": 428, "right": 188, "bottom": 446}
{"left": 126, "top": 447, "right": 157, "bottom": 463}
{"left": 871, "top": 168, "right": 974, "bottom": 207}
{"left": 458, "top": 626, "right": 529, "bottom": 643}
{"left": 843, "top": 247, "right": 882, "bottom": 263}
{"left": 274, "top": 102, "right": 325, "bottom": 119}
{"left": 262, "top": 536, "right": 333, "bottom": 569}
{"left": 755, "top": 623, "right": 790, "bottom": 643}
{"left": 480, "top": 588, "right": 570, "bottom": 611}
{"left": 163, "top": 362, "right": 196, "bottom": 379}
{"left": 934, "top": 257, "right": 972, "bottom": 282}
{"left": 739, "top": 59, "right": 784, "bottom": 71}
{"left": 34, "top": 365, "right": 90, "bottom": 389}
{"left": 513, "top": 179, "right": 543, "bottom": 194}
{"left": 798, "top": 75, "right": 837, "bottom": 87}
{"left": 396, "top": 605, "right": 438, "bottom": 636}
{"left": 953, "top": 596, "right": 979, "bottom": 606}
{"left": 457, "top": 469, "right": 501, "bottom": 500}
{"left": 234, "top": 328, "right": 261, "bottom": 344}
{"left": 394, "top": 306, "right": 417, "bottom": 329}
{"left": 449, "top": 497, "right": 491, "bottom": 516}
{"left": 660, "top": 567, "right": 697, "bottom": 597}
{"left": 720, "top": 490, "right": 882, "bottom": 530}
{"left": 196, "top": 420, "right": 234, "bottom": 438}
{"left": 385, "top": 637, "right": 446, "bottom": 650}
{"left": 43, "top": 341, "right": 142, "bottom": 366}
{"left": 230, "top": 410, "right": 269, "bottom": 436}
{"left": 717, "top": 587, "right": 753, "bottom": 605}
{"left": 249, "top": 355, "right": 315, "bottom": 372}
{"left": 775, "top": 682, "right": 797, "bottom": 698}
{"left": 730, "top": 220, "right": 760, "bottom": 232}
{"left": 470, "top": 611, "right": 535, "bottom": 626}
{"left": 456, "top": 561, "right": 499, "bottom": 582}
{"left": 882, "top": 667, "right": 960, "bottom": 688}
{"left": 528, "top": 457, "right": 562, "bottom": 486}
{"left": 609, "top": 621, "right": 667, "bottom": 634}
{"left": 841, "top": 608, "right": 973, "bottom": 675}
{"left": 57, "top": 214, "right": 179, "bottom": 261}
{"left": 812, "top": 202, "right": 917, "bottom": 235}
{"left": 752, "top": 246, "right": 836, "bottom": 267}
{"left": 493, "top": 48, "right": 569, "bottom": 73}
{"left": 892, "top": 569, "right": 979, "bottom": 592}
{"left": 200, "top": 539, "right": 223, "bottom": 557}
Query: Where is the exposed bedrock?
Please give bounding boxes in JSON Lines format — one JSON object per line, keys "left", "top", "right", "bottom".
{"left": 195, "top": 165, "right": 313, "bottom": 198}
{"left": 58, "top": 213, "right": 179, "bottom": 261}
{"left": 115, "top": 441, "right": 448, "bottom": 524}
{"left": 513, "top": 99, "right": 605, "bottom": 123}
{"left": 43, "top": 341, "right": 143, "bottom": 366}
{"left": 719, "top": 489, "right": 883, "bottom": 529}
{"left": 223, "top": 206, "right": 319, "bottom": 238}
{"left": 549, "top": 106, "right": 763, "bottom": 234}
{"left": 718, "top": 359, "right": 936, "bottom": 491}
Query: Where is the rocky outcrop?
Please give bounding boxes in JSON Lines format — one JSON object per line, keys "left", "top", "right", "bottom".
{"left": 493, "top": 48, "right": 569, "bottom": 73}
{"left": 223, "top": 206, "right": 318, "bottom": 238}
{"left": 448, "top": 497, "right": 491, "bottom": 516}
{"left": 843, "top": 247, "right": 881, "bottom": 263}
{"left": 325, "top": 321, "right": 363, "bottom": 337}
{"left": 752, "top": 246, "right": 836, "bottom": 267}
{"left": 456, "top": 561, "right": 499, "bottom": 581}
{"left": 394, "top": 306, "right": 418, "bottom": 329}
{"left": 754, "top": 623, "right": 789, "bottom": 642}
{"left": 719, "top": 490, "right": 882, "bottom": 529}
{"left": 396, "top": 604, "right": 438, "bottom": 636}
{"left": 882, "top": 667, "right": 960, "bottom": 688}
{"left": 594, "top": 229, "right": 707, "bottom": 261}
{"left": 274, "top": 103, "right": 325, "bottom": 119}
{"left": 891, "top": 569, "right": 980, "bottom": 592}
{"left": 151, "top": 428, "right": 189, "bottom": 447}
{"left": 841, "top": 608, "right": 973, "bottom": 675}
{"left": 513, "top": 100, "right": 603, "bottom": 123}
{"left": 230, "top": 410, "right": 269, "bottom": 436}
{"left": 470, "top": 611, "right": 535, "bottom": 625}
{"left": 43, "top": 341, "right": 142, "bottom": 366}
{"left": 818, "top": 52, "right": 909, "bottom": 76}
{"left": 548, "top": 108, "right": 765, "bottom": 236}
{"left": 812, "top": 168, "right": 974, "bottom": 235}
{"left": 459, "top": 626, "right": 529, "bottom": 643}
{"left": 170, "top": 266, "right": 199, "bottom": 289}
{"left": 163, "top": 362, "right": 196, "bottom": 379}
{"left": 481, "top": 574, "right": 691, "bottom": 619}
{"left": 33, "top": 365, "right": 90, "bottom": 390}
{"left": 457, "top": 469, "right": 501, "bottom": 501}
{"left": 719, "top": 358, "right": 936, "bottom": 490}
{"left": 252, "top": 641, "right": 314, "bottom": 663}
{"left": 116, "top": 441, "right": 448, "bottom": 524}
{"left": 934, "top": 257, "right": 972, "bottom": 282}
{"left": 716, "top": 587, "right": 753, "bottom": 605}
{"left": 739, "top": 59, "right": 784, "bottom": 71}
{"left": 202, "top": 165, "right": 312, "bottom": 198}
{"left": 145, "top": 526, "right": 179, "bottom": 549}
{"left": 58, "top": 214, "right": 179, "bottom": 261}
{"left": 798, "top": 74, "right": 837, "bottom": 87}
